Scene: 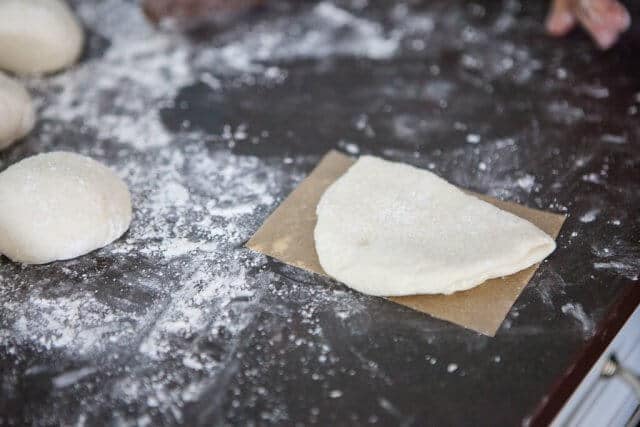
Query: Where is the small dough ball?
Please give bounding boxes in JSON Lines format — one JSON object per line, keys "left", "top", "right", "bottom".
{"left": 0, "top": 0, "right": 85, "bottom": 74}
{"left": 0, "top": 152, "right": 132, "bottom": 264}
{"left": 0, "top": 73, "right": 36, "bottom": 150}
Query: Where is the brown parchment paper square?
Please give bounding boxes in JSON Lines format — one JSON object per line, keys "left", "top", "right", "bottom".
{"left": 247, "top": 151, "right": 566, "bottom": 336}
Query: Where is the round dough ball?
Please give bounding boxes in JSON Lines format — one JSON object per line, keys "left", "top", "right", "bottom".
{"left": 0, "top": 73, "right": 36, "bottom": 150}
{"left": 0, "top": 152, "right": 132, "bottom": 264}
{"left": 0, "top": 0, "right": 85, "bottom": 74}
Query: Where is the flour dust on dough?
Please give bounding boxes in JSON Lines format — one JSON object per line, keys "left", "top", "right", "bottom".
{"left": 0, "top": 152, "right": 132, "bottom": 264}
{"left": 0, "top": 0, "right": 84, "bottom": 75}
{"left": 314, "top": 156, "right": 556, "bottom": 296}
{"left": 0, "top": 72, "right": 35, "bottom": 150}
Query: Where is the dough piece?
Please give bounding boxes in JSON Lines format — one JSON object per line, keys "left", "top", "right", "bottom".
{"left": 0, "top": 0, "right": 84, "bottom": 74}
{"left": 314, "top": 156, "right": 556, "bottom": 296}
{"left": 0, "top": 152, "right": 132, "bottom": 264}
{"left": 0, "top": 73, "right": 36, "bottom": 150}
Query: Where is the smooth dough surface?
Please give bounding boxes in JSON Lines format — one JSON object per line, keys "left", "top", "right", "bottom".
{"left": 0, "top": 0, "right": 84, "bottom": 74}
{"left": 0, "top": 73, "right": 35, "bottom": 150}
{"left": 314, "top": 156, "right": 556, "bottom": 296}
{"left": 0, "top": 152, "right": 132, "bottom": 264}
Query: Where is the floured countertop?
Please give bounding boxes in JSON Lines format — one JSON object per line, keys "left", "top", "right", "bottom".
{"left": 1, "top": 0, "right": 639, "bottom": 425}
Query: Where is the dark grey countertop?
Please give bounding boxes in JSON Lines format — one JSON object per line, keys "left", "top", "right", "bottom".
{"left": 1, "top": 0, "right": 639, "bottom": 426}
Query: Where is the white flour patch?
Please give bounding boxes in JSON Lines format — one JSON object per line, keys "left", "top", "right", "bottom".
{"left": 579, "top": 208, "right": 599, "bottom": 223}
{"left": 591, "top": 240, "right": 639, "bottom": 281}
{"left": 151, "top": 182, "right": 191, "bottom": 207}
{"left": 30, "top": 0, "right": 402, "bottom": 153}
{"left": 600, "top": 134, "right": 626, "bottom": 144}
{"left": 516, "top": 175, "right": 535, "bottom": 193}
{"left": 547, "top": 101, "right": 585, "bottom": 125}
{"left": 593, "top": 262, "right": 639, "bottom": 281}
{"left": 194, "top": 1, "right": 401, "bottom": 74}
{"left": 137, "top": 269, "right": 254, "bottom": 360}
{"left": 4, "top": 290, "right": 133, "bottom": 355}
{"left": 466, "top": 134, "right": 481, "bottom": 144}
{"left": 576, "top": 85, "right": 609, "bottom": 99}
{"left": 53, "top": 367, "right": 98, "bottom": 389}
{"left": 156, "top": 238, "right": 218, "bottom": 259}
{"left": 561, "top": 303, "right": 594, "bottom": 337}
{"left": 582, "top": 173, "right": 604, "bottom": 184}
{"left": 36, "top": 6, "right": 194, "bottom": 149}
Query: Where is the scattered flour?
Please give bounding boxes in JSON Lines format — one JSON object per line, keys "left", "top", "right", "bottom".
{"left": 576, "top": 85, "right": 609, "bottom": 99}
{"left": 52, "top": 367, "right": 98, "bottom": 389}
{"left": 194, "top": 1, "right": 400, "bottom": 74}
{"left": 582, "top": 173, "right": 604, "bottom": 184}
{"left": 591, "top": 239, "right": 640, "bottom": 281}
{"left": 579, "top": 208, "right": 599, "bottom": 223}
{"left": 2, "top": 1, "right": 387, "bottom": 421}
{"left": 0, "top": 0, "right": 635, "bottom": 425}
{"left": 561, "top": 303, "right": 595, "bottom": 337}
{"left": 328, "top": 390, "right": 343, "bottom": 398}
{"left": 600, "top": 134, "right": 626, "bottom": 144}
{"left": 466, "top": 134, "right": 481, "bottom": 144}
{"left": 593, "top": 262, "right": 639, "bottom": 281}
{"left": 547, "top": 101, "right": 585, "bottom": 124}
{"left": 32, "top": 0, "right": 402, "bottom": 152}
{"left": 516, "top": 175, "right": 535, "bottom": 192}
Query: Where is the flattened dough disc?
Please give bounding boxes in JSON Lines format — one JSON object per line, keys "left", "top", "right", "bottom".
{"left": 314, "top": 156, "right": 556, "bottom": 296}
